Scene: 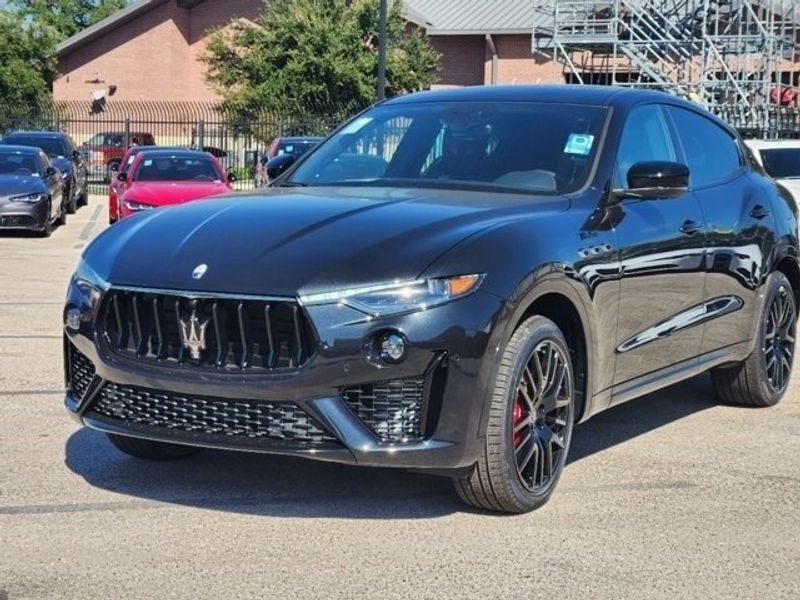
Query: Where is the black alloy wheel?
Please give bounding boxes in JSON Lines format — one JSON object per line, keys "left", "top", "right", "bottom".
{"left": 454, "top": 316, "right": 575, "bottom": 513}
{"left": 511, "top": 340, "right": 573, "bottom": 493}
{"left": 764, "top": 282, "right": 796, "bottom": 393}
{"left": 712, "top": 271, "right": 797, "bottom": 407}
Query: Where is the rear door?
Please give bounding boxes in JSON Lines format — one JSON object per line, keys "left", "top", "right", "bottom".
{"left": 665, "top": 105, "right": 777, "bottom": 354}
{"left": 611, "top": 104, "right": 708, "bottom": 387}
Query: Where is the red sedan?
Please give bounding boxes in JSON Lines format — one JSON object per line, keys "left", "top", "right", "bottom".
{"left": 108, "top": 145, "right": 188, "bottom": 224}
{"left": 115, "top": 150, "right": 234, "bottom": 220}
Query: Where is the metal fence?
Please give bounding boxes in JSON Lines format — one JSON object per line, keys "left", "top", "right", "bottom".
{"left": 0, "top": 100, "right": 364, "bottom": 191}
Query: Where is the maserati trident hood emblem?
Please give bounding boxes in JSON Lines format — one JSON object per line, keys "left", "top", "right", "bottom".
{"left": 192, "top": 264, "right": 208, "bottom": 279}
{"left": 178, "top": 311, "right": 209, "bottom": 360}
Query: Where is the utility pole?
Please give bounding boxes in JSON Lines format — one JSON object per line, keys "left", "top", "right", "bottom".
{"left": 377, "top": 0, "right": 388, "bottom": 101}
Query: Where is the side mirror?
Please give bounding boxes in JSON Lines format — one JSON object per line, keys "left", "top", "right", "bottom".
{"left": 45, "top": 166, "right": 58, "bottom": 177}
{"left": 226, "top": 170, "right": 237, "bottom": 183}
{"left": 266, "top": 154, "right": 296, "bottom": 182}
{"left": 614, "top": 161, "right": 690, "bottom": 200}
{"left": 116, "top": 171, "right": 127, "bottom": 182}
{"left": 72, "top": 149, "right": 83, "bottom": 161}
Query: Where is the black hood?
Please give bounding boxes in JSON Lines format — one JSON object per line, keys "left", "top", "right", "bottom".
{"left": 0, "top": 174, "right": 47, "bottom": 198}
{"left": 84, "top": 187, "right": 567, "bottom": 296}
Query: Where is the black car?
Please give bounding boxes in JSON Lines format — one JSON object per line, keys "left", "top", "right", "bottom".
{"left": 63, "top": 86, "right": 798, "bottom": 513}
{"left": 256, "top": 136, "right": 323, "bottom": 186}
{"left": 2, "top": 131, "right": 88, "bottom": 215}
{"left": 0, "top": 145, "right": 66, "bottom": 236}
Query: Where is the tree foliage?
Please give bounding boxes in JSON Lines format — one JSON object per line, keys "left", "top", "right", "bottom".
{"left": 12, "top": 0, "right": 128, "bottom": 40}
{"left": 203, "top": 0, "right": 440, "bottom": 123}
{"left": 0, "top": 10, "right": 58, "bottom": 110}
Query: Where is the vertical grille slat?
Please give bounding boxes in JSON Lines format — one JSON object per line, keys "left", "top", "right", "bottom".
{"left": 131, "top": 294, "right": 144, "bottom": 355}
{"left": 237, "top": 301, "right": 250, "bottom": 368}
{"left": 151, "top": 297, "right": 164, "bottom": 358}
{"left": 264, "top": 303, "right": 275, "bottom": 369}
{"left": 212, "top": 301, "right": 225, "bottom": 367}
{"left": 291, "top": 305, "right": 303, "bottom": 367}
{"left": 100, "top": 289, "right": 315, "bottom": 373}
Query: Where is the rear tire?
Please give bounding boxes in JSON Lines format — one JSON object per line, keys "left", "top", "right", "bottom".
{"left": 78, "top": 179, "right": 89, "bottom": 206}
{"left": 65, "top": 179, "right": 77, "bottom": 214}
{"left": 711, "top": 271, "right": 796, "bottom": 407}
{"left": 107, "top": 433, "right": 203, "bottom": 460}
{"left": 454, "top": 316, "right": 575, "bottom": 513}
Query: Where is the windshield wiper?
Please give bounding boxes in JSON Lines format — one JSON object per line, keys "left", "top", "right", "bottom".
{"left": 277, "top": 181, "right": 307, "bottom": 187}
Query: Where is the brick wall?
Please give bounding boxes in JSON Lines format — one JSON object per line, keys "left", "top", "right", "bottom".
{"left": 54, "top": 0, "right": 262, "bottom": 102}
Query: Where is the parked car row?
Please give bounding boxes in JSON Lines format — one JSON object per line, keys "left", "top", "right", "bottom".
{"left": 0, "top": 131, "right": 90, "bottom": 236}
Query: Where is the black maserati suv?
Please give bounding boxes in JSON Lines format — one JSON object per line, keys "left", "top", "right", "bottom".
{"left": 64, "top": 86, "right": 798, "bottom": 513}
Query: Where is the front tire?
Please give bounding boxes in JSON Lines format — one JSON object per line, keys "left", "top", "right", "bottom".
{"left": 454, "top": 316, "right": 575, "bottom": 513}
{"left": 712, "top": 271, "right": 796, "bottom": 407}
{"left": 106, "top": 433, "right": 203, "bottom": 460}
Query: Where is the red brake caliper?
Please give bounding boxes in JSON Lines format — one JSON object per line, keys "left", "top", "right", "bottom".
{"left": 512, "top": 395, "right": 525, "bottom": 448}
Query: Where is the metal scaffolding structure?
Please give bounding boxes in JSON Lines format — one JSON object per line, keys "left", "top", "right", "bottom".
{"left": 533, "top": 0, "right": 800, "bottom": 136}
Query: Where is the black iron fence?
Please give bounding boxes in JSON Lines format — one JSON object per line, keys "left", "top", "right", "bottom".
{"left": 1, "top": 96, "right": 798, "bottom": 194}
{"left": 0, "top": 100, "right": 365, "bottom": 191}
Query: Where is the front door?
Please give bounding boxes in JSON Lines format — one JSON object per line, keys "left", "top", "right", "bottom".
{"left": 611, "top": 104, "right": 707, "bottom": 386}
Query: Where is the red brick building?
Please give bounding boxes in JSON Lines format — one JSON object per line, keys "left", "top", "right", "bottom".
{"left": 53, "top": 0, "right": 555, "bottom": 103}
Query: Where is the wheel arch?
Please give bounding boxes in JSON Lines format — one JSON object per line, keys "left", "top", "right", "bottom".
{"left": 775, "top": 254, "right": 800, "bottom": 308}
{"left": 501, "top": 274, "right": 598, "bottom": 424}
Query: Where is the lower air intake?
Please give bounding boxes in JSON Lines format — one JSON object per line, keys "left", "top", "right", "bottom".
{"left": 342, "top": 379, "right": 425, "bottom": 443}
{"left": 88, "top": 383, "right": 337, "bottom": 445}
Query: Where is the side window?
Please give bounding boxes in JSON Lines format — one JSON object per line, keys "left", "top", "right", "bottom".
{"left": 614, "top": 105, "right": 676, "bottom": 188}
{"left": 38, "top": 152, "right": 50, "bottom": 176}
{"left": 667, "top": 106, "right": 741, "bottom": 188}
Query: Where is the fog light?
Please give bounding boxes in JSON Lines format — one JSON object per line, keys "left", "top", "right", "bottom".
{"left": 65, "top": 306, "right": 81, "bottom": 332}
{"left": 379, "top": 332, "right": 407, "bottom": 364}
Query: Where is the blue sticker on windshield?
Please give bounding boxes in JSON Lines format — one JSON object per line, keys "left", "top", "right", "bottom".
{"left": 564, "top": 134, "right": 594, "bottom": 156}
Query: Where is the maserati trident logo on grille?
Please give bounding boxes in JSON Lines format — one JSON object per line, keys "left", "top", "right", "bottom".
{"left": 178, "top": 311, "right": 209, "bottom": 360}
{"left": 192, "top": 263, "right": 208, "bottom": 280}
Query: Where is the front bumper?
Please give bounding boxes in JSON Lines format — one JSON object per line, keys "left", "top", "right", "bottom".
{"left": 0, "top": 198, "right": 48, "bottom": 231}
{"left": 64, "top": 282, "right": 505, "bottom": 470}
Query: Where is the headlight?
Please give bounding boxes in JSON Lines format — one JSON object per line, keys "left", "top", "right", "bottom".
{"left": 9, "top": 193, "right": 45, "bottom": 203}
{"left": 300, "top": 274, "right": 485, "bottom": 317}
{"left": 72, "top": 258, "right": 108, "bottom": 306}
{"left": 124, "top": 199, "right": 155, "bottom": 212}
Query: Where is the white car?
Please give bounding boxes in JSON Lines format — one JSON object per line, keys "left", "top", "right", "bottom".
{"left": 745, "top": 139, "right": 800, "bottom": 204}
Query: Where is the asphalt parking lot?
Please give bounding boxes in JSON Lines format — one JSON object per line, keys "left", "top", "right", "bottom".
{"left": 1, "top": 196, "right": 798, "bottom": 600}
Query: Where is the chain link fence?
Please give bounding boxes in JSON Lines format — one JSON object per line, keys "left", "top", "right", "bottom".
{"left": 0, "top": 99, "right": 367, "bottom": 192}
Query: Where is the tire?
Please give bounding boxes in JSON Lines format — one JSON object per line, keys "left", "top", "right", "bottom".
{"left": 38, "top": 202, "right": 54, "bottom": 237}
{"left": 65, "top": 179, "right": 77, "bottom": 215}
{"left": 106, "top": 433, "right": 203, "bottom": 460}
{"left": 454, "top": 316, "right": 575, "bottom": 513}
{"left": 711, "top": 271, "right": 797, "bottom": 407}
{"left": 56, "top": 201, "right": 67, "bottom": 226}
{"left": 78, "top": 178, "right": 89, "bottom": 207}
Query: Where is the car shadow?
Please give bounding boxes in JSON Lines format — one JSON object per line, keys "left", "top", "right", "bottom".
{"left": 64, "top": 374, "right": 718, "bottom": 518}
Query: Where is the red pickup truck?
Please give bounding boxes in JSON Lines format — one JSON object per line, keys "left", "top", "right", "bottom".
{"left": 82, "top": 131, "right": 155, "bottom": 182}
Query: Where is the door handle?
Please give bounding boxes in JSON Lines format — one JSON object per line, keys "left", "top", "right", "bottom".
{"left": 750, "top": 205, "right": 770, "bottom": 220}
{"left": 680, "top": 220, "right": 702, "bottom": 236}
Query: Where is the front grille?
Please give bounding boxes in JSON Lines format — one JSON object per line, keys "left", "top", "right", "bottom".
{"left": 0, "top": 215, "right": 35, "bottom": 228}
{"left": 342, "top": 379, "right": 425, "bottom": 443}
{"left": 88, "top": 382, "right": 337, "bottom": 445}
{"left": 66, "top": 342, "right": 96, "bottom": 402}
{"left": 98, "top": 289, "right": 316, "bottom": 373}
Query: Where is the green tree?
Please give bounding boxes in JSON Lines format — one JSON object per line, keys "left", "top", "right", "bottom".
{"left": 203, "top": 0, "right": 440, "bottom": 125}
{"left": 12, "top": 0, "right": 128, "bottom": 40}
{"left": 0, "top": 10, "right": 57, "bottom": 110}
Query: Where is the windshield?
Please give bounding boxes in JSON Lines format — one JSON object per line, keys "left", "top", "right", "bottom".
{"left": 288, "top": 102, "right": 607, "bottom": 194}
{"left": 5, "top": 136, "right": 67, "bottom": 158}
{"left": 0, "top": 152, "right": 38, "bottom": 175}
{"left": 132, "top": 156, "right": 222, "bottom": 182}
{"left": 760, "top": 148, "right": 800, "bottom": 179}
